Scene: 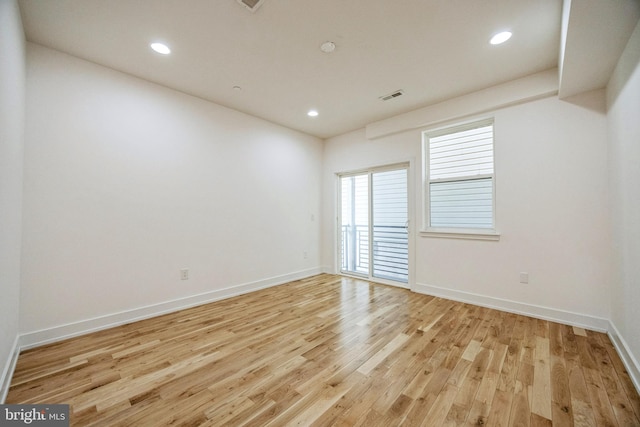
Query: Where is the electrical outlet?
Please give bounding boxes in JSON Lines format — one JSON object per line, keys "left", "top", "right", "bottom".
{"left": 180, "top": 268, "right": 189, "bottom": 280}
{"left": 303, "top": 251, "right": 308, "bottom": 259}
{"left": 519, "top": 272, "right": 529, "bottom": 284}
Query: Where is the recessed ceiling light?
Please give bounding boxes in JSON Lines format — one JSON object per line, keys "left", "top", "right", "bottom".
{"left": 150, "top": 42, "right": 171, "bottom": 55}
{"left": 320, "top": 41, "right": 336, "bottom": 53}
{"left": 307, "top": 110, "right": 319, "bottom": 117}
{"left": 490, "top": 31, "right": 512, "bottom": 45}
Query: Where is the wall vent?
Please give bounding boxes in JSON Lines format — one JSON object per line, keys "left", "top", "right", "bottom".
{"left": 237, "top": 0, "right": 265, "bottom": 12}
{"left": 379, "top": 90, "right": 404, "bottom": 101}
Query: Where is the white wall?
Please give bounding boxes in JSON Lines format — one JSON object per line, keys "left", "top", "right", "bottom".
{"left": 323, "top": 93, "right": 611, "bottom": 328}
{"left": 607, "top": 20, "right": 640, "bottom": 384}
{"left": 0, "top": 0, "right": 25, "bottom": 400}
{"left": 20, "top": 44, "right": 322, "bottom": 338}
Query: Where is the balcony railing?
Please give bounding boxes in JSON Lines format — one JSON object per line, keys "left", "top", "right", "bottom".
{"left": 341, "top": 224, "right": 369, "bottom": 275}
{"left": 341, "top": 224, "right": 408, "bottom": 282}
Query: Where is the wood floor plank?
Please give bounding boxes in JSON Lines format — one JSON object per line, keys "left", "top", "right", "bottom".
{"left": 532, "top": 336, "right": 552, "bottom": 421}
{"left": 587, "top": 333, "right": 638, "bottom": 427}
{"left": 6, "top": 274, "right": 640, "bottom": 426}
{"left": 486, "top": 388, "right": 512, "bottom": 427}
{"left": 583, "top": 367, "right": 619, "bottom": 426}
{"left": 423, "top": 382, "right": 459, "bottom": 426}
{"left": 356, "top": 333, "right": 410, "bottom": 375}
{"left": 466, "top": 344, "right": 508, "bottom": 426}
{"left": 497, "top": 315, "right": 526, "bottom": 395}
{"left": 550, "top": 354, "right": 573, "bottom": 427}
{"left": 509, "top": 377, "right": 532, "bottom": 427}
{"left": 597, "top": 332, "right": 640, "bottom": 422}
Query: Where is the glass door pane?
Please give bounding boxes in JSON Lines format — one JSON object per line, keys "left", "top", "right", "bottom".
{"left": 372, "top": 169, "right": 408, "bottom": 283}
{"left": 340, "top": 174, "right": 369, "bottom": 276}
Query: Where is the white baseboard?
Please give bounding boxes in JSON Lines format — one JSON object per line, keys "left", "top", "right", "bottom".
{"left": 607, "top": 321, "right": 640, "bottom": 395}
{"left": 414, "top": 282, "right": 610, "bottom": 332}
{"left": 19, "top": 267, "right": 323, "bottom": 350}
{"left": 0, "top": 335, "right": 20, "bottom": 403}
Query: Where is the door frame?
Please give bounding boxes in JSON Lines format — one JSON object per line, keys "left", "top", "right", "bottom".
{"left": 335, "top": 161, "right": 415, "bottom": 289}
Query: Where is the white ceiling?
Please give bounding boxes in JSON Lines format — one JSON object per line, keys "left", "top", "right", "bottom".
{"left": 17, "top": 0, "right": 639, "bottom": 139}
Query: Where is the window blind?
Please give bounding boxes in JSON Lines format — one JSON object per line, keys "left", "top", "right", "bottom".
{"left": 426, "top": 121, "right": 494, "bottom": 230}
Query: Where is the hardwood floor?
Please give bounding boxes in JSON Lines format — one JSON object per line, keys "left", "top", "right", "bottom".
{"left": 7, "top": 274, "right": 640, "bottom": 426}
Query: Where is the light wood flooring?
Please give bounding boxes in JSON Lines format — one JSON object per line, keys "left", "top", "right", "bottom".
{"left": 7, "top": 274, "right": 640, "bottom": 426}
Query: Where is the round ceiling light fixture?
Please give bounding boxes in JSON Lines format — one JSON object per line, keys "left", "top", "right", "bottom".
{"left": 320, "top": 41, "right": 336, "bottom": 53}
{"left": 490, "top": 31, "right": 512, "bottom": 45}
{"left": 307, "top": 110, "right": 319, "bottom": 117}
{"left": 150, "top": 42, "right": 171, "bottom": 55}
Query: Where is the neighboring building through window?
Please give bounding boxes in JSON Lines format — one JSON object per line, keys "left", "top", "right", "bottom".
{"left": 422, "top": 119, "right": 497, "bottom": 239}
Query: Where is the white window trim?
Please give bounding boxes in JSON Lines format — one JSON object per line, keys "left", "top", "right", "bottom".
{"left": 420, "top": 229, "right": 500, "bottom": 241}
{"left": 421, "top": 118, "right": 500, "bottom": 241}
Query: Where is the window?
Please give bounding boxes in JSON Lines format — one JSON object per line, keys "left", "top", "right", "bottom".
{"left": 422, "top": 119, "right": 498, "bottom": 239}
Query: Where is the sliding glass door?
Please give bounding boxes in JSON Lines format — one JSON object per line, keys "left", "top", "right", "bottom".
{"left": 339, "top": 165, "right": 409, "bottom": 285}
{"left": 340, "top": 174, "right": 369, "bottom": 276}
{"left": 371, "top": 168, "right": 409, "bottom": 283}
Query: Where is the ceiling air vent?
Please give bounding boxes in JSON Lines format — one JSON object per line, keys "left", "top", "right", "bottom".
{"left": 236, "top": 0, "right": 265, "bottom": 12}
{"left": 379, "top": 90, "right": 404, "bottom": 101}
